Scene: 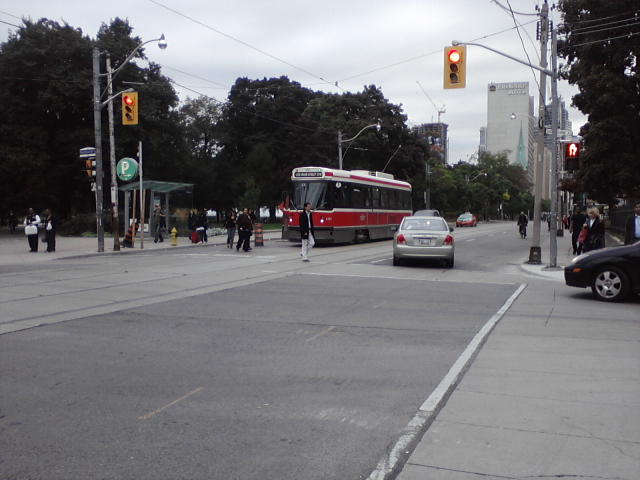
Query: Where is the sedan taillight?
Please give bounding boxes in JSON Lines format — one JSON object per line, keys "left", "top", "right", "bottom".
{"left": 397, "top": 233, "right": 406, "bottom": 244}
{"left": 444, "top": 234, "right": 454, "bottom": 245}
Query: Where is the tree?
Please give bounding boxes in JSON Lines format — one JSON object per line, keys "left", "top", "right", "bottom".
{"left": 558, "top": 0, "right": 640, "bottom": 204}
{"left": 0, "top": 19, "right": 94, "bottom": 216}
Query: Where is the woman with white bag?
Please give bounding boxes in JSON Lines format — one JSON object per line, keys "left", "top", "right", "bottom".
{"left": 23, "top": 208, "right": 41, "bottom": 252}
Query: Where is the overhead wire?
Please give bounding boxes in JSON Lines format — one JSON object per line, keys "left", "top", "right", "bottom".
{"left": 146, "top": 0, "right": 342, "bottom": 92}
{"left": 490, "top": 0, "right": 539, "bottom": 17}
{"left": 505, "top": 0, "right": 542, "bottom": 96}
{"left": 566, "top": 30, "right": 640, "bottom": 48}
{"left": 337, "top": 19, "right": 537, "bottom": 83}
{"left": 567, "top": 14, "right": 640, "bottom": 34}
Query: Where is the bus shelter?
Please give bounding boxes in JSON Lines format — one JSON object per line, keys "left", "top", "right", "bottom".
{"left": 119, "top": 180, "right": 193, "bottom": 237}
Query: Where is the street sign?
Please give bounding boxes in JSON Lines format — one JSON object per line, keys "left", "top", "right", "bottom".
{"left": 117, "top": 157, "right": 138, "bottom": 181}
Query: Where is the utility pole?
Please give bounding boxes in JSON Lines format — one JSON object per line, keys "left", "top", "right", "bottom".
{"left": 337, "top": 131, "right": 343, "bottom": 170}
{"left": 91, "top": 47, "right": 105, "bottom": 253}
{"left": 548, "top": 25, "right": 560, "bottom": 268}
{"left": 529, "top": 0, "right": 548, "bottom": 265}
{"left": 106, "top": 55, "right": 120, "bottom": 251}
{"left": 138, "top": 141, "right": 145, "bottom": 249}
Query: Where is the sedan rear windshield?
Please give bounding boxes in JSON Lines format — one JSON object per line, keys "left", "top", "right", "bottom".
{"left": 402, "top": 218, "right": 448, "bottom": 231}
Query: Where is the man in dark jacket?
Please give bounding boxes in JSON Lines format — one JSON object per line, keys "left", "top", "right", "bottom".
{"left": 516, "top": 212, "right": 528, "bottom": 238}
{"left": 570, "top": 206, "right": 587, "bottom": 255}
{"left": 624, "top": 202, "right": 640, "bottom": 245}
{"left": 236, "top": 208, "right": 253, "bottom": 252}
{"left": 300, "top": 202, "right": 315, "bottom": 262}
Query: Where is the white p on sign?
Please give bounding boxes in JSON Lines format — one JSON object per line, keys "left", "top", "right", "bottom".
{"left": 117, "top": 157, "right": 138, "bottom": 181}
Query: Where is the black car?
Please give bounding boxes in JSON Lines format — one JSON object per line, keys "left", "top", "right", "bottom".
{"left": 564, "top": 242, "right": 640, "bottom": 302}
{"left": 414, "top": 209, "right": 441, "bottom": 217}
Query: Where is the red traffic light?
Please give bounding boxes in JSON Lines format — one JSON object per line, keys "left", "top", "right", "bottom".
{"left": 566, "top": 142, "right": 580, "bottom": 158}
{"left": 123, "top": 95, "right": 135, "bottom": 106}
{"left": 448, "top": 49, "right": 461, "bottom": 63}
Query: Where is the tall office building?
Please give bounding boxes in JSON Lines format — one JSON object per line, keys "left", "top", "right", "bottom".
{"left": 544, "top": 100, "right": 573, "bottom": 146}
{"left": 413, "top": 123, "right": 448, "bottom": 163}
{"left": 485, "top": 82, "right": 535, "bottom": 171}
{"left": 479, "top": 126, "right": 487, "bottom": 154}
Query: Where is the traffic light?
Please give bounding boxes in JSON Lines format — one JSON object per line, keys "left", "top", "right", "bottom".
{"left": 565, "top": 141, "right": 581, "bottom": 172}
{"left": 443, "top": 45, "right": 467, "bottom": 89}
{"left": 79, "top": 147, "right": 96, "bottom": 178}
{"left": 122, "top": 92, "right": 139, "bottom": 125}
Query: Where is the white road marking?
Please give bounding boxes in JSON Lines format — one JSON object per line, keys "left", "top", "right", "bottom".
{"left": 465, "top": 238, "right": 476, "bottom": 242}
{"left": 370, "top": 258, "right": 391, "bottom": 264}
{"left": 366, "top": 283, "right": 527, "bottom": 480}
{"left": 305, "top": 326, "right": 335, "bottom": 343}
{"left": 138, "top": 387, "right": 203, "bottom": 421}
{"left": 299, "top": 271, "right": 515, "bottom": 286}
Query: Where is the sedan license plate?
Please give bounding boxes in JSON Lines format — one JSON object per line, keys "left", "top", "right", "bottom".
{"left": 419, "top": 238, "right": 433, "bottom": 246}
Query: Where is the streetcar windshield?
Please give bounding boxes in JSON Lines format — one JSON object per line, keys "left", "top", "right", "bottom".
{"left": 292, "top": 182, "right": 329, "bottom": 210}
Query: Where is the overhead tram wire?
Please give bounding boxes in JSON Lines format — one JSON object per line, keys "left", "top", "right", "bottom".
{"left": 505, "top": 0, "right": 541, "bottom": 97}
{"left": 563, "top": 9, "right": 639, "bottom": 26}
{"left": 562, "top": 16, "right": 640, "bottom": 36}
{"left": 0, "top": 9, "right": 22, "bottom": 20}
{"left": 490, "top": 0, "right": 539, "bottom": 17}
{"left": 0, "top": 19, "right": 21, "bottom": 28}
{"left": 161, "top": 64, "right": 330, "bottom": 94}
{"left": 168, "top": 78, "right": 331, "bottom": 135}
{"left": 146, "top": 0, "right": 342, "bottom": 92}
{"left": 336, "top": 19, "right": 537, "bottom": 83}
{"left": 567, "top": 30, "right": 640, "bottom": 49}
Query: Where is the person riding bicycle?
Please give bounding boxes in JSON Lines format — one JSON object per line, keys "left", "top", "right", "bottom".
{"left": 517, "top": 211, "right": 529, "bottom": 239}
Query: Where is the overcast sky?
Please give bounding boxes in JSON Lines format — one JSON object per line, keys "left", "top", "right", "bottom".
{"left": 1, "top": 0, "right": 586, "bottom": 167}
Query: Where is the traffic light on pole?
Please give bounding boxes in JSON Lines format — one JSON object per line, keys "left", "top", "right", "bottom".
{"left": 565, "top": 141, "right": 581, "bottom": 172}
{"left": 443, "top": 45, "right": 467, "bottom": 89}
{"left": 122, "top": 92, "right": 139, "bottom": 125}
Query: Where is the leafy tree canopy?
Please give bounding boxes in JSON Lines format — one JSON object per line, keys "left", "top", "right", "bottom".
{"left": 558, "top": 0, "right": 640, "bottom": 204}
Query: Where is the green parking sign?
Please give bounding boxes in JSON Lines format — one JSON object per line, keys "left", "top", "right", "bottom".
{"left": 117, "top": 157, "right": 138, "bottom": 181}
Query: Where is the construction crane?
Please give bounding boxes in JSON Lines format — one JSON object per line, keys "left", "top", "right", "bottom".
{"left": 416, "top": 81, "right": 446, "bottom": 122}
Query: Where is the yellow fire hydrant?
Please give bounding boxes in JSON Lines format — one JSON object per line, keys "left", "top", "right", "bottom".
{"left": 170, "top": 227, "right": 178, "bottom": 246}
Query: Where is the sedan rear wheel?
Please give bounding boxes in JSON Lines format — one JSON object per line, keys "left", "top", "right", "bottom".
{"left": 591, "top": 267, "right": 630, "bottom": 302}
{"left": 393, "top": 256, "right": 402, "bottom": 266}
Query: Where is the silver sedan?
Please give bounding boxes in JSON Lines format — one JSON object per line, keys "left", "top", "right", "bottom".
{"left": 393, "top": 216, "right": 455, "bottom": 267}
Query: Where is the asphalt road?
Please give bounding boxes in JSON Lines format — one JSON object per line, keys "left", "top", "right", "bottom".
{"left": 0, "top": 222, "right": 538, "bottom": 480}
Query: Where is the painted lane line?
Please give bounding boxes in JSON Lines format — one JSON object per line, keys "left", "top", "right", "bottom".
{"left": 299, "top": 271, "right": 516, "bottom": 286}
{"left": 305, "top": 325, "right": 335, "bottom": 343}
{"left": 371, "top": 258, "right": 392, "bottom": 264}
{"left": 465, "top": 238, "right": 475, "bottom": 242}
{"left": 366, "top": 283, "right": 527, "bottom": 480}
{"left": 138, "top": 387, "right": 203, "bottom": 421}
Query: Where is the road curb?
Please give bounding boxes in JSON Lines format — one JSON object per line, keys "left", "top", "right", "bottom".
{"left": 366, "top": 283, "right": 528, "bottom": 480}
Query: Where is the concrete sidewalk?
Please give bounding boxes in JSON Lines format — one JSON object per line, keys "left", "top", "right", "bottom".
{"left": 0, "top": 227, "right": 282, "bottom": 265}
{"left": 394, "top": 231, "right": 639, "bottom": 479}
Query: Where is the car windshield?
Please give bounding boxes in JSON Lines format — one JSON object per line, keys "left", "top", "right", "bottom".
{"left": 402, "top": 218, "right": 448, "bottom": 231}
{"left": 459, "top": 214, "right": 472, "bottom": 220}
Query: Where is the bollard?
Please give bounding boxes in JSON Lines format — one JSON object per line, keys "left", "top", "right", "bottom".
{"left": 254, "top": 223, "right": 264, "bottom": 247}
{"left": 123, "top": 223, "right": 137, "bottom": 248}
{"left": 170, "top": 227, "right": 178, "bottom": 246}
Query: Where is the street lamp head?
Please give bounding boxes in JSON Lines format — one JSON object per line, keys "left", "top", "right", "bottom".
{"left": 375, "top": 123, "right": 381, "bottom": 132}
{"left": 158, "top": 34, "right": 167, "bottom": 50}
{"left": 510, "top": 113, "right": 517, "bottom": 120}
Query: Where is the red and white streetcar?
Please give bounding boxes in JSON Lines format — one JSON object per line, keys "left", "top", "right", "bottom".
{"left": 282, "top": 166, "right": 412, "bottom": 244}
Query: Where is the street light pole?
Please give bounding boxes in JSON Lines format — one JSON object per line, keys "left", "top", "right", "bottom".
{"left": 92, "top": 47, "right": 105, "bottom": 253}
{"left": 548, "top": 26, "right": 560, "bottom": 268}
{"left": 530, "top": 0, "right": 548, "bottom": 264}
{"left": 106, "top": 54, "right": 120, "bottom": 251}
{"left": 90, "top": 34, "right": 166, "bottom": 253}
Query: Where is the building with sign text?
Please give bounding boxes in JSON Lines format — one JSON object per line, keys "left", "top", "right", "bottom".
{"left": 485, "top": 82, "right": 535, "bottom": 176}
